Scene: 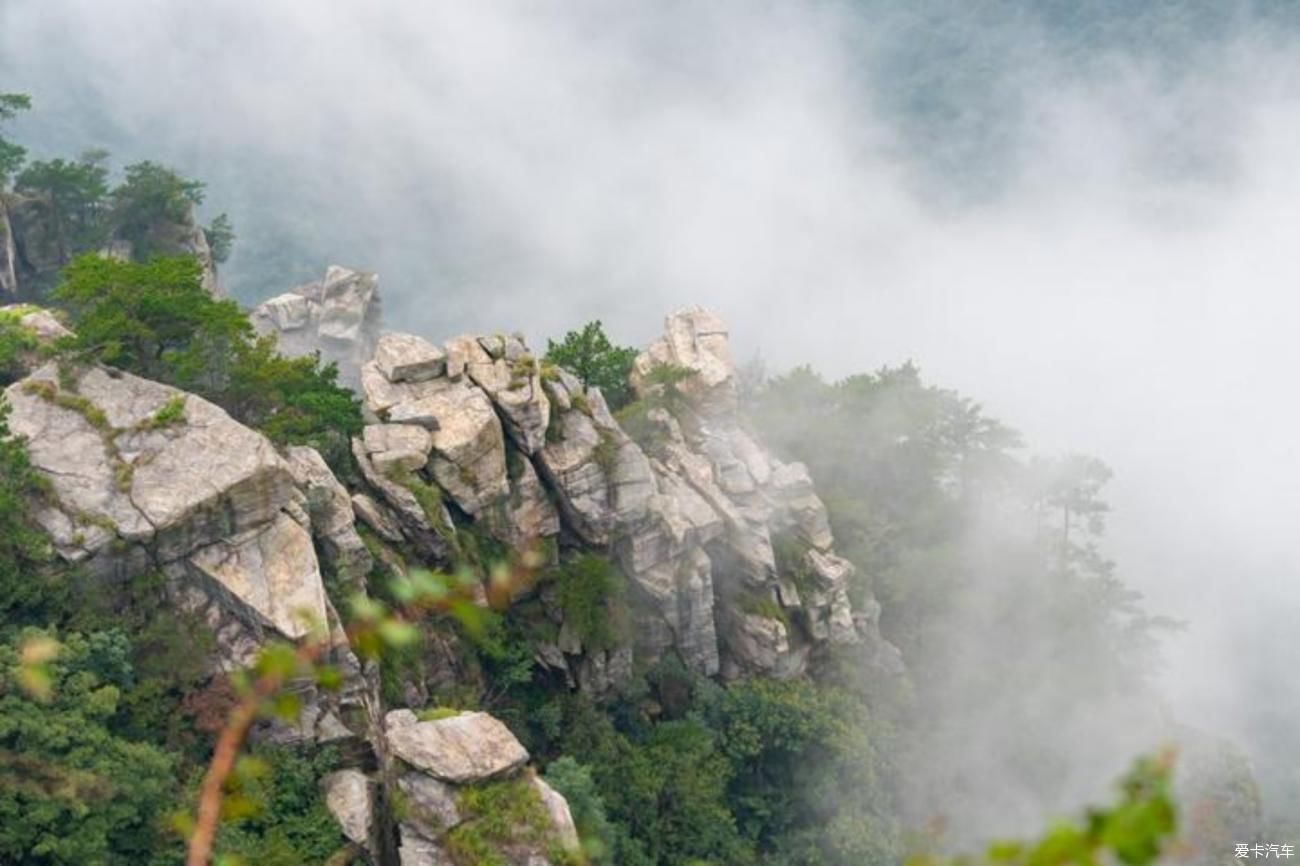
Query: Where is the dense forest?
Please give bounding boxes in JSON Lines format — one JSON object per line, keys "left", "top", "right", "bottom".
{"left": 0, "top": 90, "right": 1274, "bottom": 866}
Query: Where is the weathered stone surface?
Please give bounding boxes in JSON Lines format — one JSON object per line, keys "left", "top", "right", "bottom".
{"left": 0, "top": 305, "right": 73, "bottom": 378}
{"left": 399, "top": 772, "right": 463, "bottom": 838}
{"left": 488, "top": 450, "right": 560, "bottom": 549}
{"left": 5, "top": 363, "right": 296, "bottom": 567}
{"left": 631, "top": 306, "right": 735, "bottom": 407}
{"left": 185, "top": 512, "right": 330, "bottom": 640}
{"left": 352, "top": 492, "right": 404, "bottom": 542}
{"left": 375, "top": 332, "right": 446, "bottom": 383}
{"left": 351, "top": 439, "right": 452, "bottom": 559}
{"left": 251, "top": 265, "right": 381, "bottom": 389}
{"left": 628, "top": 548, "right": 720, "bottom": 676}
{"left": 720, "top": 608, "right": 800, "bottom": 679}
{"left": 415, "top": 384, "right": 509, "bottom": 515}
{"left": 363, "top": 423, "right": 434, "bottom": 475}
{"left": 385, "top": 709, "right": 529, "bottom": 783}
{"left": 533, "top": 777, "right": 580, "bottom": 853}
{"left": 398, "top": 835, "right": 455, "bottom": 866}
{"left": 285, "top": 445, "right": 372, "bottom": 584}
{"left": 362, "top": 361, "right": 452, "bottom": 418}
{"left": 0, "top": 197, "right": 16, "bottom": 296}
{"left": 464, "top": 354, "right": 551, "bottom": 455}
{"left": 322, "top": 769, "right": 374, "bottom": 848}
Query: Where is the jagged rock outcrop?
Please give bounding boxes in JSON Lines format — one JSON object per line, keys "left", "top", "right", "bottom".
{"left": 355, "top": 332, "right": 558, "bottom": 555}
{"left": 1, "top": 194, "right": 220, "bottom": 298}
{"left": 370, "top": 709, "right": 578, "bottom": 866}
{"left": 251, "top": 265, "right": 383, "bottom": 389}
{"left": 3, "top": 352, "right": 371, "bottom": 739}
{"left": 347, "top": 306, "right": 899, "bottom": 686}
{"left": 613, "top": 306, "right": 900, "bottom": 680}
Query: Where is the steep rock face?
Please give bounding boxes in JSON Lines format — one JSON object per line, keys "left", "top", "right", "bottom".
{"left": 0, "top": 197, "right": 17, "bottom": 297}
{"left": 250, "top": 265, "right": 382, "bottom": 389}
{"left": 2, "top": 194, "right": 220, "bottom": 298}
{"left": 3, "top": 356, "right": 372, "bottom": 737}
{"left": 347, "top": 307, "right": 899, "bottom": 685}
{"left": 618, "top": 307, "right": 900, "bottom": 680}
{"left": 356, "top": 332, "right": 558, "bottom": 554}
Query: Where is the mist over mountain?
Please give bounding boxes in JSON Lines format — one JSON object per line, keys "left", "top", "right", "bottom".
{"left": 3, "top": 0, "right": 1300, "bottom": 856}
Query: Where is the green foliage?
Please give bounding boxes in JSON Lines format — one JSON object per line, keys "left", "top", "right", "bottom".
{"left": 909, "top": 753, "right": 1178, "bottom": 866}
{"left": 204, "top": 213, "right": 236, "bottom": 264}
{"left": 545, "top": 757, "right": 618, "bottom": 865}
{"left": 445, "top": 775, "right": 580, "bottom": 866}
{"left": 221, "top": 336, "right": 362, "bottom": 469}
{"left": 417, "top": 706, "right": 463, "bottom": 721}
{"left": 0, "top": 92, "right": 32, "bottom": 187}
{"left": 212, "top": 746, "right": 347, "bottom": 866}
{"left": 52, "top": 254, "right": 362, "bottom": 469}
{"left": 550, "top": 554, "right": 629, "bottom": 652}
{"left": 545, "top": 320, "right": 638, "bottom": 410}
{"left": 14, "top": 151, "right": 111, "bottom": 260}
{"left": 746, "top": 362, "right": 1178, "bottom": 842}
{"left": 138, "top": 395, "right": 187, "bottom": 430}
{"left": 703, "top": 678, "right": 899, "bottom": 865}
{"left": 53, "top": 254, "right": 248, "bottom": 382}
{"left": 738, "top": 592, "right": 788, "bottom": 626}
{"left": 0, "top": 627, "right": 180, "bottom": 865}
{"left": 109, "top": 161, "right": 205, "bottom": 259}
{"left": 0, "top": 399, "right": 57, "bottom": 621}
{"left": 0, "top": 308, "right": 39, "bottom": 386}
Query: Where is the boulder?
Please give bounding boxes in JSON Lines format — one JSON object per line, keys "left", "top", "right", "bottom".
{"left": 322, "top": 769, "right": 375, "bottom": 849}
{"left": 488, "top": 450, "right": 560, "bottom": 549}
{"left": 385, "top": 709, "right": 529, "bottom": 783}
{"left": 361, "top": 360, "right": 451, "bottom": 417}
{"left": 352, "top": 439, "right": 452, "bottom": 559}
{"left": 4, "top": 363, "right": 296, "bottom": 568}
{"left": 362, "top": 423, "right": 434, "bottom": 475}
{"left": 351, "top": 492, "right": 404, "bottom": 543}
{"left": 251, "top": 265, "right": 381, "bottom": 389}
{"left": 375, "top": 332, "right": 447, "bottom": 383}
{"left": 398, "top": 772, "right": 463, "bottom": 839}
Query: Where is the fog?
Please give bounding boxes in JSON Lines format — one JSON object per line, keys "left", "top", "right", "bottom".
{"left": 4, "top": 0, "right": 1299, "bottom": 839}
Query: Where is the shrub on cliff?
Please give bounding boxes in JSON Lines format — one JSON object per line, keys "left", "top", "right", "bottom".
{"left": 51, "top": 254, "right": 361, "bottom": 468}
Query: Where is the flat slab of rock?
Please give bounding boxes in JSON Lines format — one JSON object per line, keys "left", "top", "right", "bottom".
{"left": 385, "top": 709, "right": 529, "bottom": 783}
{"left": 375, "top": 332, "right": 447, "bottom": 383}
{"left": 186, "top": 512, "right": 330, "bottom": 640}
{"left": 4, "top": 363, "right": 296, "bottom": 566}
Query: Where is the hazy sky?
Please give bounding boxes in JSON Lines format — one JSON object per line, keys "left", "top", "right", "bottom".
{"left": 4, "top": 0, "right": 1299, "bottom": 814}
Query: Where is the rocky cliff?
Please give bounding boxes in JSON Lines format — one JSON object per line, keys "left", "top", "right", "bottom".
{"left": 4, "top": 278, "right": 899, "bottom": 865}
{"left": 0, "top": 192, "right": 220, "bottom": 299}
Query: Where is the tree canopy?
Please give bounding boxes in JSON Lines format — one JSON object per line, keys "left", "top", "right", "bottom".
{"left": 545, "top": 320, "right": 638, "bottom": 410}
